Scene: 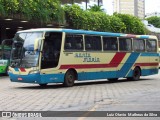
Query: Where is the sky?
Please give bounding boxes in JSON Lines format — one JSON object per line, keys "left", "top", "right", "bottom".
{"left": 103, "top": 0, "right": 160, "bottom": 15}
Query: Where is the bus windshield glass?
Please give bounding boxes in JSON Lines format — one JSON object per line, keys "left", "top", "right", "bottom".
{"left": 11, "top": 32, "right": 43, "bottom": 68}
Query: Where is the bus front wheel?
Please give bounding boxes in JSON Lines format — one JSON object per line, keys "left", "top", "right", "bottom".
{"left": 129, "top": 67, "right": 141, "bottom": 81}
{"left": 63, "top": 70, "right": 76, "bottom": 87}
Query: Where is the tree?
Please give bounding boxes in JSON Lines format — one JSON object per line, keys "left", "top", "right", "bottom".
{"left": 146, "top": 16, "right": 160, "bottom": 28}
{"left": 0, "top": 0, "right": 65, "bottom": 24}
{"left": 88, "top": 5, "right": 104, "bottom": 12}
{"left": 114, "top": 13, "right": 146, "bottom": 34}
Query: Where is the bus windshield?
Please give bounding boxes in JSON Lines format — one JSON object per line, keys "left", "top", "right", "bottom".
{"left": 11, "top": 32, "right": 43, "bottom": 68}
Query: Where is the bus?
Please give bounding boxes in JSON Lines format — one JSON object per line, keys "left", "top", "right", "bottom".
{"left": 0, "top": 40, "right": 12, "bottom": 74}
{"left": 7, "top": 28, "right": 159, "bottom": 87}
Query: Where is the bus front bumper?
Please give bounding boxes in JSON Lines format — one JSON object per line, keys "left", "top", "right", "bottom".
{"left": 8, "top": 72, "right": 42, "bottom": 84}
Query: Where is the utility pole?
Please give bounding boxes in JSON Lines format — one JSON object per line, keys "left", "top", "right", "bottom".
{"left": 98, "top": 0, "right": 100, "bottom": 6}
{"left": 86, "top": 0, "right": 88, "bottom": 10}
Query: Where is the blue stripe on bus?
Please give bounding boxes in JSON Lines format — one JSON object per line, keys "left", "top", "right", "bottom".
{"left": 117, "top": 53, "right": 140, "bottom": 78}
{"left": 140, "top": 53, "right": 159, "bottom": 56}
{"left": 63, "top": 29, "right": 150, "bottom": 39}
{"left": 9, "top": 68, "right": 158, "bottom": 84}
{"left": 139, "top": 35, "right": 149, "bottom": 39}
{"left": 78, "top": 71, "right": 117, "bottom": 80}
{"left": 63, "top": 29, "right": 123, "bottom": 37}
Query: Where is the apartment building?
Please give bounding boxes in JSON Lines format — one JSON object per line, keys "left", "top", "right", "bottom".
{"left": 114, "top": 0, "right": 145, "bottom": 19}
{"left": 145, "top": 12, "right": 160, "bottom": 18}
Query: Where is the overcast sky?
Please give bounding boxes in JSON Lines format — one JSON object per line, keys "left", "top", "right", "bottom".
{"left": 103, "top": 0, "right": 160, "bottom": 15}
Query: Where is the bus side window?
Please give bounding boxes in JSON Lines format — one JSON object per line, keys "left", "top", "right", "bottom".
{"left": 84, "top": 35, "right": 101, "bottom": 51}
{"left": 65, "top": 34, "right": 83, "bottom": 51}
{"left": 146, "top": 39, "right": 157, "bottom": 52}
{"left": 119, "top": 38, "right": 132, "bottom": 51}
{"left": 133, "top": 39, "right": 145, "bottom": 52}
{"left": 103, "top": 37, "right": 118, "bottom": 51}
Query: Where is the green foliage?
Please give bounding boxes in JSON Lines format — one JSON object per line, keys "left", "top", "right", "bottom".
{"left": 110, "top": 15, "right": 126, "bottom": 33}
{"left": 88, "top": 5, "right": 104, "bottom": 12}
{"left": 146, "top": 16, "right": 160, "bottom": 28}
{"left": 0, "top": 0, "right": 65, "bottom": 24}
{"left": 0, "top": 3, "right": 5, "bottom": 16}
{"left": 114, "top": 13, "right": 146, "bottom": 34}
{"left": 64, "top": 4, "right": 146, "bottom": 34}
{"left": 0, "top": 1, "right": 147, "bottom": 34}
{"left": 63, "top": 4, "right": 111, "bottom": 31}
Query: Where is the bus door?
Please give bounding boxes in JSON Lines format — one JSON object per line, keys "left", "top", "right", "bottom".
{"left": 40, "top": 32, "right": 62, "bottom": 74}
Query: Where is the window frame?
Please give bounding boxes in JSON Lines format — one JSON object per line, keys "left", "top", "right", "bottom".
{"left": 119, "top": 37, "right": 132, "bottom": 52}
{"left": 133, "top": 38, "right": 145, "bottom": 52}
{"left": 102, "top": 36, "right": 118, "bottom": 52}
{"left": 84, "top": 35, "right": 102, "bottom": 51}
{"left": 64, "top": 33, "right": 84, "bottom": 51}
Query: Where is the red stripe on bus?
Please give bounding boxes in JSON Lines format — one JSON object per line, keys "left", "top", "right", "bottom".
{"left": 60, "top": 52, "right": 126, "bottom": 69}
{"left": 134, "top": 63, "right": 159, "bottom": 67}
{"left": 19, "top": 68, "right": 26, "bottom": 72}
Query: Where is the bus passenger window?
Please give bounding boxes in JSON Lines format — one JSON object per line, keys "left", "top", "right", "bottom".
{"left": 85, "top": 35, "right": 101, "bottom": 51}
{"left": 103, "top": 37, "right": 118, "bottom": 51}
{"left": 119, "top": 38, "right": 132, "bottom": 51}
{"left": 133, "top": 39, "right": 145, "bottom": 52}
{"left": 146, "top": 39, "right": 157, "bottom": 52}
{"left": 65, "top": 34, "right": 83, "bottom": 51}
{"left": 65, "top": 43, "right": 72, "bottom": 49}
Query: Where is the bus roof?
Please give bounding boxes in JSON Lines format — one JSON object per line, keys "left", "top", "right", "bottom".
{"left": 17, "top": 28, "right": 157, "bottom": 39}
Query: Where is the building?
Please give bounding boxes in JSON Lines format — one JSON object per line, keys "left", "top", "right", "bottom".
{"left": 145, "top": 12, "right": 160, "bottom": 18}
{"left": 114, "top": 0, "right": 145, "bottom": 19}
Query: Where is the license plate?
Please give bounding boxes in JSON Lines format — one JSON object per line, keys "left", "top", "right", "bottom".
{"left": 18, "top": 78, "right": 23, "bottom": 81}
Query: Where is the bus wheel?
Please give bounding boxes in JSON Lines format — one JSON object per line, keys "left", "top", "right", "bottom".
{"left": 108, "top": 78, "right": 118, "bottom": 82}
{"left": 39, "top": 84, "right": 47, "bottom": 87}
{"left": 63, "top": 70, "right": 76, "bottom": 87}
{"left": 131, "top": 67, "right": 141, "bottom": 81}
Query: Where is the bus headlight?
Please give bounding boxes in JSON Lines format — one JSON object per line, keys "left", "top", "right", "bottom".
{"left": 29, "top": 70, "right": 40, "bottom": 74}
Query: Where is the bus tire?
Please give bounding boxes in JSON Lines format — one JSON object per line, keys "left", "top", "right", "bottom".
{"left": 63, "top": 70, "right": 76, "bottom": 87}
{"left": 130, "top": 67, "right": 141, "bottom": 81}
{"left": 108, "top": 78, "right": 118, "bottom": 82}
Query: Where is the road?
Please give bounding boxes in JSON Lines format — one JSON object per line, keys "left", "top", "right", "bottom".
{"left": 0, "top": 71, "right": 160, "bottom": 120}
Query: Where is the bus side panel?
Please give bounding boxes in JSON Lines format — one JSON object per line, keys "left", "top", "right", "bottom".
{"left": 139, "top": 53, "right": 158, "bottom": 76}
{"left": 117, "top": 52, "right": 140, "bottom": 78}
{"left": 40, "top": 73, "right": 65, "bottom": 84}
{"left": 126, "top": 53, "right": 159, "bottom": 77}
{"left": 78, "top": 71, "right": 117, "bottom": 80}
